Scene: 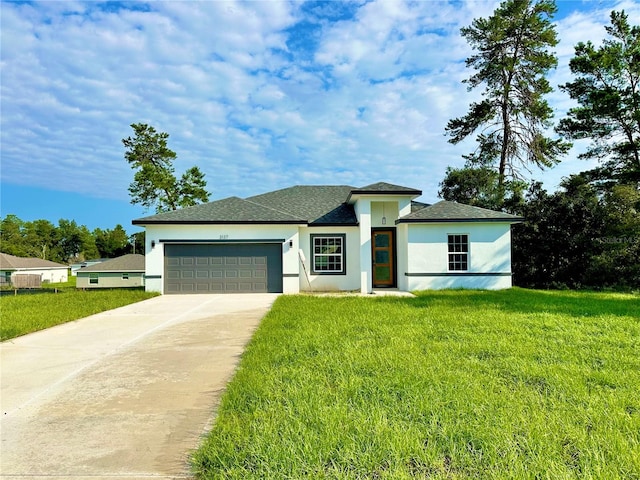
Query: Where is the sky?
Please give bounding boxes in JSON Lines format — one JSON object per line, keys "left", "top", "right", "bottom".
{"left": 1, "top": 0, "right": 639, "bottom": 233}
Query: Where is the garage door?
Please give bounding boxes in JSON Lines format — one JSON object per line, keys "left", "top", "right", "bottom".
{"left": 164, "top": 243, "right": 283, "bottom": 294}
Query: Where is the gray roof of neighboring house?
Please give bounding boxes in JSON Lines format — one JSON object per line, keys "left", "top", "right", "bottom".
{"left": 132, "top": 182, "right": 522, "bottom": 226}
{"left": 78, "top": 254, "right": 145, "bottom": 273}
{"left": 398, "top": 200, "right": 524, "bottom": 223}
{"left": 0, "top": 252, "right": 68, "bottom": 270}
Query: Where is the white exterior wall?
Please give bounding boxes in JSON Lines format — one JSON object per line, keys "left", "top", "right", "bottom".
{"left": 406, "top": 222, "right": 513, "bottom": 291}
{"left": 9, "top": 268, "right": 68, "bottom": 284}
{"left": 396, "top": 223, "right": 409, "bottom": 291}
{"left": 298, "top": 226, "right": 360, "bottom": 292}
{"left": 143, "top": 224, "right": 301, "bottom": 294}
{"left": 354, "top": 199, "right": 372, "bottom": 293}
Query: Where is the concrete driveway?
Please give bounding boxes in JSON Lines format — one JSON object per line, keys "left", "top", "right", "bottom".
{"left": 0, "top": 293, "right": 278, "bottom": 479}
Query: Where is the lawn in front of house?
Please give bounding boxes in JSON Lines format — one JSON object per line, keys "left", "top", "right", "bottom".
{"left": 0, "top": 277, "right": 158, "bottom": 340}
{"left": 193, "top": 289, "right": 640, "bottom": 479}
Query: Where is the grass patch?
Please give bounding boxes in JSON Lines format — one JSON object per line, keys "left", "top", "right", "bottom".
{"left": 0, "top": 279, "right": 158, "bottom": 340}
{"left": 193, "top": 288, "right": 640, "bottom": 479}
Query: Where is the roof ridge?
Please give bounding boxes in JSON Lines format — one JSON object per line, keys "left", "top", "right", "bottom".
{"left": 242, "top": 197, "right": 305, "bottom": 221}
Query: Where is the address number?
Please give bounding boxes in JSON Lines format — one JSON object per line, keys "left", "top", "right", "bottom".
{"left": 219, "top": 234, "right": 229, "bottom": 240}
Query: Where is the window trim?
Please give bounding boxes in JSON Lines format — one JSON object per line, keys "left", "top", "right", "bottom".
{"left": 89, "top": 273, "right": 99, "bottom": 284}
{"left": 310, "top": 234, "right": 347, "bottom": 275}
{"left": 122, "top": 273, "right": 129, "bottom": 280}
{"left": 447, "top": 234, "right": 469, "bottom": 272}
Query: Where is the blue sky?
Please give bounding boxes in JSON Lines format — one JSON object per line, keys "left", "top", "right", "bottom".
{"left": 2, "top": 0, "right": 638, "bottom": 233}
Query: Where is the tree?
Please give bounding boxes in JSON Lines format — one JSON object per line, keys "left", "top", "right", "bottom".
{"left": 587, "top": 184, "right": 640, "bottom": 288}
{"left": 131, "top": 231, "right": 145, "bottom": 255}
{"left": 0, "top": 215, "right": 26, "bottom": 257}
{"left": 23, "top": 219, "right": 59, "bottom": 261}
{"left": 78, "top": 225, "right": 100, "bottom": 261}
{"left": 57, "top": 219, "right": 83, "bottom": 263}
{"left": 511, "top": 177, "right": 606, "bottom": 289}
{"left": 556, "top": 10, "right": 640, "bottom": 187}
{"left": 445, "top": 0, "right": 570, "bottom": 187}
{"left": 94, "top": 225, "right": 131, "bottom": 258}
{"left": 438, "top": 157, "right": 527, "bottom": 212}
{"left": 122, "top": 123, "right": 209, "bottom": 213}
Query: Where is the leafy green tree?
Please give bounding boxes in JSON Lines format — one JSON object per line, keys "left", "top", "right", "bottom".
{"left": 131, "top": 231, "right": 145, "bottom": 255}
{"left": 79, "top": 225, "right": 100, "bottom": 261}
{"left": 23, "top": 219, "right": 60, "bottom": 261}
{"left": 446, "top": 0, "right": 570, "bottom": 186}
{"left": 0, "top": 215, "right": 26, "bottom": 256}
{"left": 57, "top": 219, "right": 83, "bottom": 263}
{"left": 556, "top": 10, "right": 640, "bottom": 187}
{"left": 587, "top": 185, "right": 640, "bottom": 288}
{"left": 94, "top": 225, "right": 131, "bottom": 258}
{"left": 512, "top": 177, "right": 606, "bottom": 289}
{"left": 438, "top": 160, "right": 527, "bottom": 212}
{"left": 123, "top": 123, "right": 209, "bottom": 213}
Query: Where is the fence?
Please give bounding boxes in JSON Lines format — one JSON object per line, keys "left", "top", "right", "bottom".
{"left": 10, "top": 273, "right": 42, "bottom": 289}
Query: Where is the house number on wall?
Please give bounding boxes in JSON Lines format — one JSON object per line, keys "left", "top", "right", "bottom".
{"left": 219, "top": 234, "right": 229, "bottom": 240}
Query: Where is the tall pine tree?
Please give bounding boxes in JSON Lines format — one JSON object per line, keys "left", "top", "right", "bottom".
{"left": 445, "top": 0, "right": 569, "bottom": 187}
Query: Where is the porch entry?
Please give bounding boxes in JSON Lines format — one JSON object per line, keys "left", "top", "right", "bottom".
{"left": 372, "top": 229, "right": 396, "bottom": 287}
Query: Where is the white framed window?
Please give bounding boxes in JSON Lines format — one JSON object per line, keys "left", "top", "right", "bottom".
{"left": 89, "top": 273, "right": 99, "bottom": 284}
{"left": 448, "top": 234, "right": 469, "bottom": 271}
{"left": 122, "top": 273, "right": 129, "bottom": 280}
{"left": 311, "top": 234, "right": 346, "bottom": 275}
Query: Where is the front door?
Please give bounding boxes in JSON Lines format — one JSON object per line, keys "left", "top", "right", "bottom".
{"left": 372, "top": 230, "right": 395, "bottom": 287}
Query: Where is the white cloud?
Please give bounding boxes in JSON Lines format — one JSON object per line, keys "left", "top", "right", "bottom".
{"left": 0, "top": 0, "right": 631, "bottom": 212}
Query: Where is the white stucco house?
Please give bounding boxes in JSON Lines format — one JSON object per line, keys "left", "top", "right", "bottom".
{"left": 0, "top": 252, "right": 69, "bottom": 285}
{"left": 132, "top": 182, "right": 523, "bottom": 295}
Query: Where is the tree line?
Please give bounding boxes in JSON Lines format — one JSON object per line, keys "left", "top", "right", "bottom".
{"left": 441, "top": 2, "right": 639, "bottom": 289}
{"left": 0, "top": 215, "right": 144, "bottom": 265}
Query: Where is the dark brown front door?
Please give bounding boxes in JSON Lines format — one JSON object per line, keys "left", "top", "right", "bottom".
{"left": 372, "top": 230, "right": 394, "bottom": 287}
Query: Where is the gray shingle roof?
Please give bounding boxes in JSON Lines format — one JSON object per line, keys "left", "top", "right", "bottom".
{"left": 132, "top": 184, "right": 520, "bottom": 226}
{"left": 0, "top": 253, "right": 68, "bottom": 270}
{"left": 133, "top": 196, "right": 305, "bottom": 225}
{"left": 348, "top": 182, "right": 421, "bottom": 200}
{"left": 247, "top": 186, "right": 357, "bottom": 225}
{"left": 398, "top": 200, "right": 524, "bottom": 223}
{"left": 79, "top": 254, "right": 145, "bottom": 272}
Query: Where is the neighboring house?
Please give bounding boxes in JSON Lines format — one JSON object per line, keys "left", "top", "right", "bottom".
{"left": 0, "top": 252, "right": 69, "bottom": 285}
{"left": 71, "top": 258, "right": 109, "bottom": 276}
{"left": 132, "top": 182, "right": 523, "bottom": 295}
{"left": 76, "top": 254, "right": 145, "bottom": 289}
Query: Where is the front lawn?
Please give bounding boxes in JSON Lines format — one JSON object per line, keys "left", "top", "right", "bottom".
{"left": 0, "top": 280, "right": 158, "bottom": 340}
{"left": 193, "top": 289, "right": 640, "bottom": 479}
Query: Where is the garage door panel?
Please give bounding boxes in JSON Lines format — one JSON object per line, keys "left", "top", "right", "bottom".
{"left": 164, "top": 243, "right": 282, "bottom": 294}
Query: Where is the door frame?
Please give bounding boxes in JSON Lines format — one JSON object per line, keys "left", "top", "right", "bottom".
{"left": 371, "top": 228, "right": 397, "bottom": 288}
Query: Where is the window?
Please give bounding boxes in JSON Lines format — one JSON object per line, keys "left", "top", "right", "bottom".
{"left": 448, "top": 234, "right": 469, "bottom": 271}
{"left": 122, "top": 273, "right": 129, "bottom": 280}
{"left": 89, "top": 273, "right": 99, "bottom": 284}
{"left": 311, "top": 234, "right": 346, "bottom": 275}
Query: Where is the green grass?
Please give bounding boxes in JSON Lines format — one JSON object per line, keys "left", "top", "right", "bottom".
{"left": 193, "top": 289, "right": 640, "bottom": 479}
{"left": 0, "top": 278, "right": 158, "bottom": 340}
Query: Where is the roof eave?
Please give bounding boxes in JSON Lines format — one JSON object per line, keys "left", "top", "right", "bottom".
{"left": 396, "top": 217, "right": 525, "bottom": 224}
{"left": 347, "top": 190, "right": 422, "bottom": 204}
{"left": 308, "top": 222, "right": 359, "bottom": 227}
{"left": 132, "top": 220, "right": 307, "bottom": 226}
